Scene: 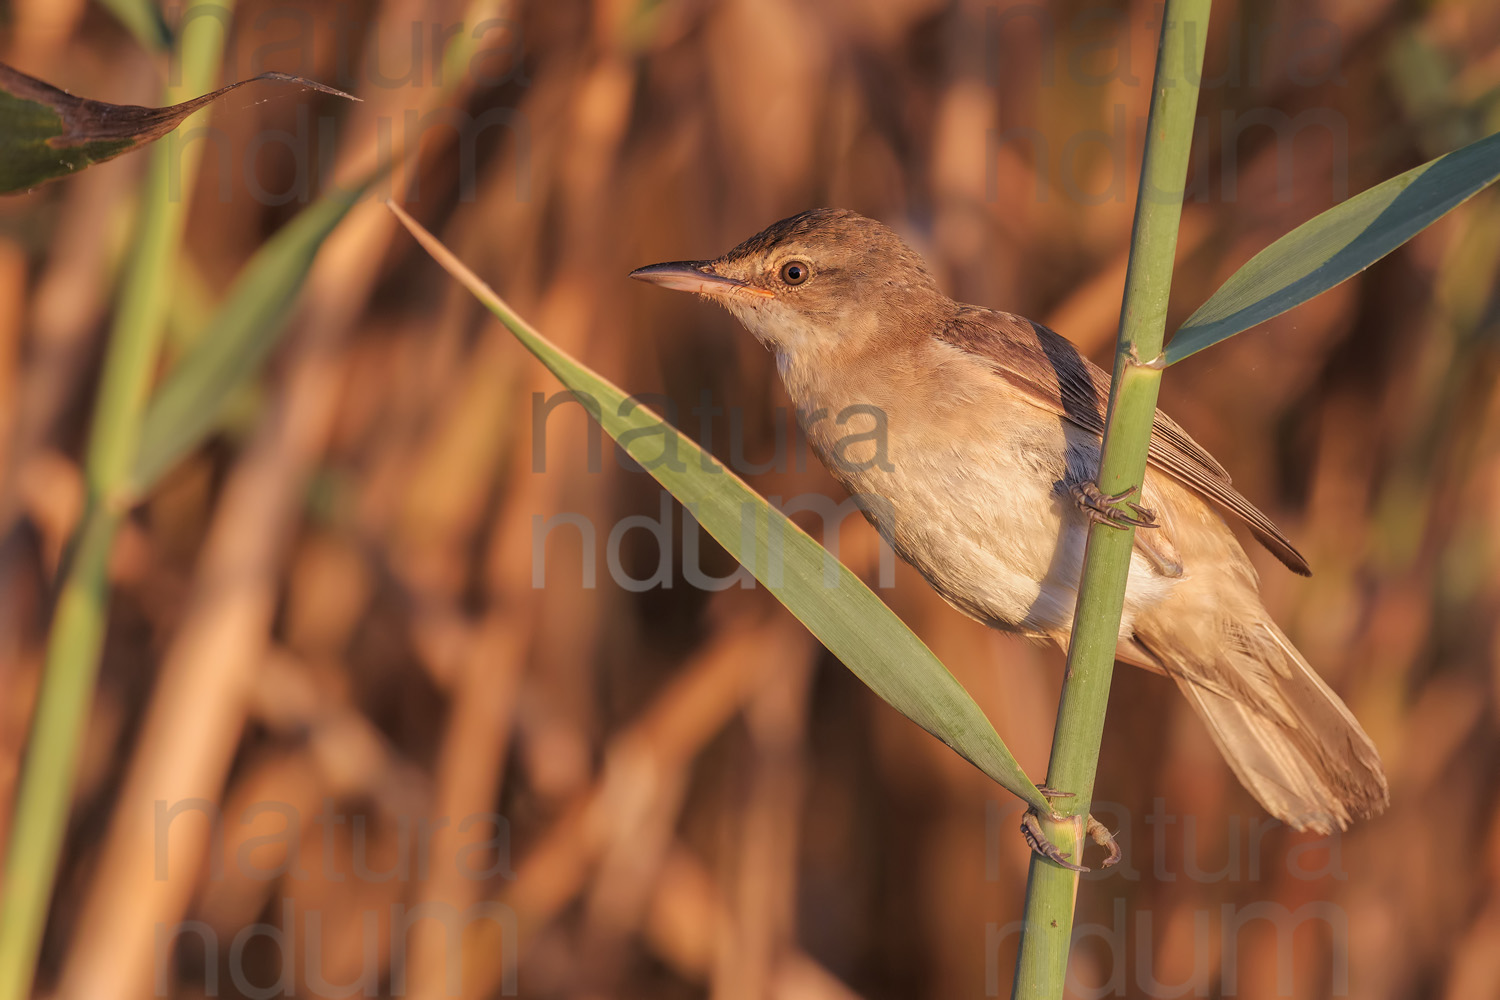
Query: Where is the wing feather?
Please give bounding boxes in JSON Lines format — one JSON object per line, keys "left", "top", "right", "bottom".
{"left": 938, "top": 307, "right": 1311, "bottom": 576}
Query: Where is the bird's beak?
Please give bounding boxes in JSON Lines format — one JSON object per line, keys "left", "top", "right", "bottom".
{"left": 628, "top": 260, "right": 774, "bottom": 298}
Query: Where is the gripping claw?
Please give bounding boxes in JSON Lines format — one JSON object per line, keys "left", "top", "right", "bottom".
{"left": 1020, "top": 785, "right": 1122, "bottom": 871}
{"left": 1070, "top": 481, "right": 1158, "bottom": 530}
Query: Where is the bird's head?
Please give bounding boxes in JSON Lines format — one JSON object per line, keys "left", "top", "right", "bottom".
{"left": 630, "top": 209, "right": 944, "bottom": 363}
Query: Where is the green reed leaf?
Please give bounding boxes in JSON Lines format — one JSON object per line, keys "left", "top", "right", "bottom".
{"left": 131, "top": 176, "right": 378, "bottom": 494}
{"left": 386, "top": 200, "right": 1050, "bottom": 814}
{"left": 0, "top": 62, "right": 356, "bottom": 195}
{"left": 1167, "top": 129, "right": 1500, "bottom": 363}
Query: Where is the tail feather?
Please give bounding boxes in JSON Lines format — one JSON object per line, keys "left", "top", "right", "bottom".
{"left": 1145, "top": 618, "right": 1388, "bottom": 834}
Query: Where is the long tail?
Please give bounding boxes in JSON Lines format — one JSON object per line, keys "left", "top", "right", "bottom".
{"left": 1142, "top": 615, "right": 1388, "bottom": 834}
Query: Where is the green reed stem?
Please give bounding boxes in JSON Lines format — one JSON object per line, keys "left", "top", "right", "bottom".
{"left": 1010, "top": 2, "right": 1211, "bottom": 997}
{"left": 0, "top": 5, "right": 234, "bottom": 997}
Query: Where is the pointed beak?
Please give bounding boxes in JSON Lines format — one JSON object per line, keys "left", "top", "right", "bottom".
{"left": 628, "top": 260, "right": 774, "bottom": 298}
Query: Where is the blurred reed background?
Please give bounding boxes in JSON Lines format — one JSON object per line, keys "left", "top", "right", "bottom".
{"left": 2, "top": 0, "right": 1499, "bottom": 997}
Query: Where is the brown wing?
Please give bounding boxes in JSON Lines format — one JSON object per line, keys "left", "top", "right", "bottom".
{"left": 938, "top": 306, "right": 1311, "bottom": 576}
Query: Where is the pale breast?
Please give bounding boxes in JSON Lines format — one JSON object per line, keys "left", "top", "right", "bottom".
{"left": 786, "top": 348, "right": 1178, "bottom": 640}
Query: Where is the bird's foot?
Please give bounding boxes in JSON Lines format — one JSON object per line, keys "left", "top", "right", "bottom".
{"left": 1070, "top": 481, "right": 1157, "bottom": 530}
{"left": 1087, "top": 816, "right": 1122, "bottom": 868}
{"left": 1020, "top": 786, "right": 1122, "bottom": 872}
{"left": 1021, "top": 810, "right": 1087, "bottom": 872}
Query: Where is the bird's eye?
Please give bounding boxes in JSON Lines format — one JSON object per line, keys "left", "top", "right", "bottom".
{"left": 779, "top": 260, "right": 810, "bottom": 286}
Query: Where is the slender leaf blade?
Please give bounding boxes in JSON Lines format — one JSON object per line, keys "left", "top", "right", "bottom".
{"left": 386, "top": 201, "right": 1049, "bottom": 812}
{"left": 1167, "top": 129, "right": 1500, "bottom": 363}
{"left": 131, "top": 177, "right": 374, "bottom": 493}
{"left": 0, "top": 63, "right": 357, "bottom": 194}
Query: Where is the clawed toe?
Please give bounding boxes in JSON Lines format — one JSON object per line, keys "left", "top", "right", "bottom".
{"left": 1019, "top": 790, "right": 1123, "bottom": 872}
{"left": 1069, "top": 481, "right": 1158, "bottom": 530}
{"left": 1021, "top": 811, "right": 1088, "bottom": 873}
{"left": 1087, "top": 816, "right": 1122, "bottom": 868}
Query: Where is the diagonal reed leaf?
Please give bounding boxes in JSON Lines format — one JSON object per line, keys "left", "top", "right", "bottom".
{"left": 130, "top": 175, "right": 378, "bottom": 495}
{"left": 386, "top": 201, "right": 1050, "bottom": 814}
{"left": 1166, "top": 129, "right": 1500, "bottom": 364}
{"left": 0, "top": 63, "right": 357, "bottom": 195}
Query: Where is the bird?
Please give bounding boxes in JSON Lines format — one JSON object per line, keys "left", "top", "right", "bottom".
{"left": 629, "top": 208, "right": 1388, "bottom": 844}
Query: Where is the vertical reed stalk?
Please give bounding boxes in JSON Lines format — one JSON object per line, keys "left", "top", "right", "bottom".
{"left": 1010, "top": 2, "right": 1211, "bottom": 996}
{"left": 0, "top": 5, "right": 234, "bottom": 997}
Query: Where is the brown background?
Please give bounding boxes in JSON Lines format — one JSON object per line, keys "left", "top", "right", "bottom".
{"left": 2, "top": 0, "right": 1499, "bottom": 997}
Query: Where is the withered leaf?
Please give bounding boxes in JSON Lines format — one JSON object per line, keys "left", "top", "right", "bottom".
{"left": 0, "top": 62, "right": 358, "bottom": 195}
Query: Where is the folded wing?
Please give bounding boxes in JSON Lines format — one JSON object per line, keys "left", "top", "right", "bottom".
{"left": 937, "top": 306, "right": 1311, "bottom": 576}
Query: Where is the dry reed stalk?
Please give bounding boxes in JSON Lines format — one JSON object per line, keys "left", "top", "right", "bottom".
{"left": 711, "top": 654, "right": 814, "bottom": 1000}
{"left": 462, "top": 617, "right": 814, "bottom": 994}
